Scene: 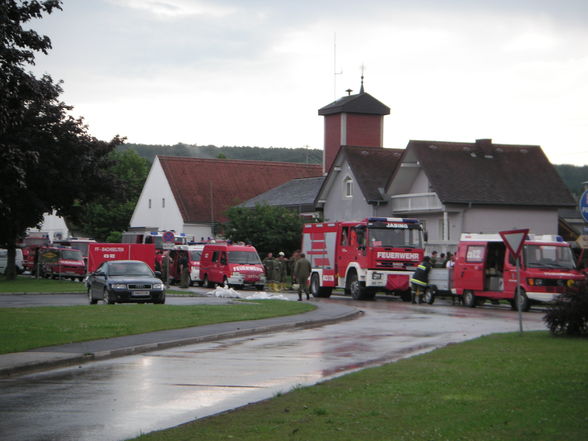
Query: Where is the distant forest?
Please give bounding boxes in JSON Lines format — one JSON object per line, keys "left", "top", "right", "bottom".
{"left": 117, "top": 143, "right": 588, "bottom": 199}
{"left": 118, "top": 143, "right": 322, "bottom": 165}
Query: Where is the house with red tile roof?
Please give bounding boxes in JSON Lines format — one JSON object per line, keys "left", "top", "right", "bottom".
{"left": 129, "top": 156, "right": 321, "bottom": 240}
{"left": 384, "top": 139, "right": 576, "bottom": 251}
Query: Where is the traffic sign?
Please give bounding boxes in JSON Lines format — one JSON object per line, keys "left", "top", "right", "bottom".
{"left": 580, "top": 190, "right": 588, "bottom": 223}
{"left": 499, "top": 229, "right": 529, "bottom": 259}
{"left": 162, "top": 231, "right": 175, "bottom": 243}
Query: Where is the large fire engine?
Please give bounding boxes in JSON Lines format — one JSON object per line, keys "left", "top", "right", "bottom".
{"left": 301, "top": 217, "right": 426, "bottom": 300}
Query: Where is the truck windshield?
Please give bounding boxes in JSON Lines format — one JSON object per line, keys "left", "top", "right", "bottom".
{"left": 61, "top": 249, "right": 83, "bottom": 261}
{"left": 524, "top": 245, "right": 576, "bottom": 270}
{"left": 228, "top": 251, "right": 262, "bottom": 264}
{"left": 368, "top": 227, "right": 423, "bottom": 249}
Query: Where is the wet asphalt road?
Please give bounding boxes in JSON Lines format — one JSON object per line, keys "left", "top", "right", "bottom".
{"left": 0, "top": 295, "right": 546, "bottom": 441}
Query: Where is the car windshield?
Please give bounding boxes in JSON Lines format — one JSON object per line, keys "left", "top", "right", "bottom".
{"left": 228, "top": 251, "right": 261, "bottom": 264}
{"left": 108, "top": 262, "right": 153, "bottom": 276}
{"left": 368, "top": 227, "right": 423, "bottom": 249}
{"left": 524, "top": 245, "right": 576, "bottom": 270}
{"left": 190, "top": 250, "right": 202, "bottom": 261}
{"left": 61, "top": 249, "right": 83, "bottom": 260}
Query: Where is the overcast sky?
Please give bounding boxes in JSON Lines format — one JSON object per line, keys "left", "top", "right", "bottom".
{"left": 31, "top": 0, "right": 588, "bottom": 165}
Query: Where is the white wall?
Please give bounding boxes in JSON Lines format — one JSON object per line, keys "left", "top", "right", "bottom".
{"left": 462, "top": 207, "right": 559, "bottom": 235}
{"left": 26, "top": 211, "right": 69, "bottom": 241}
{"left": 409, "top": 169, "right": 430, "bottom": 193}
{"left": 130, "top": 157, "right": 184, "bottom": 232}
{"left": 184, "top": 223, "right": 214, "bottom": 242}
{"left": 323, "top": 162, "right": 373, "bottom": 221}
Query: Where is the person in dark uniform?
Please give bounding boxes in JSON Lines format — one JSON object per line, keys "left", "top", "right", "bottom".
{"left": 179, "top": 252, "right": 190, "bottom": 288}
{"left": 293, "top": 253, "right": 312, "bottom": 301}
{"left": 410, "top": 256, "right": 432, "bottom": 304}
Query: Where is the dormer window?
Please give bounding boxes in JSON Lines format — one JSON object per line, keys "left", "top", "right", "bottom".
{"left": 344, "top": 176, "right": 353, "bottom": 198}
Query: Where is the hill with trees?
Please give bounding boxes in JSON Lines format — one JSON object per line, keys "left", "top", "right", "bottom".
{"left": 118, "top": 143, "right": 322, "bottom": 165}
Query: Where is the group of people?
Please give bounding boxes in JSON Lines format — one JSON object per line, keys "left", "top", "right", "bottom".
{"left": 263, "top": 250, "right": 312, "bottom": 301}
{"left": 409, "top": 250, "right": 455, "bottom": 304}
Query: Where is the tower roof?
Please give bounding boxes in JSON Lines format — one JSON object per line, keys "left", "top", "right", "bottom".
{"left": 318, "top": 91, "right": 390, "bottom": 116}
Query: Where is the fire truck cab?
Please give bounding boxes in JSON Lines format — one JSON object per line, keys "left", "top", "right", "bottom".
{"left": 302, "top": 218, "right": 425, "bottom": 300}
{"left": 453, "top": 233, "right": 584, "bottom": 310}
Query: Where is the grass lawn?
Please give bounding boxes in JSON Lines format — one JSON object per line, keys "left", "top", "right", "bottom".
{"left": 0, "top": 301, "right": 315, "bottom": 354}
{"left": 133, "top": 332, "right": 588, "bottom": 441}
{"left": 0, "top": 275, "right": 84, "bottom": 293}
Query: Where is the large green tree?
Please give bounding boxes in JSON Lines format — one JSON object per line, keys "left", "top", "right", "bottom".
{"left": 0, "top": 0, "right": 121, "bottom": 278}
{"left": 223, "top": 204, "right": 304, "bottom": 258}
{"left": 74, "top": 149, "right": 149, "bottom": 241}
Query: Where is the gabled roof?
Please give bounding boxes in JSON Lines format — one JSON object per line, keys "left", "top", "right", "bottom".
{"left": 400, "top": 140, "right": 575, "bottom": 207}
{"left": 317, "top": 146, "right": 404, "bottom": 205}
{"left": 240, "top": 176, "right": 325, "bottom": 208}
{"left": 318, "top": 92, "right": 390, "bottom": 116}
{"left": 158, "top": 156, "right": 322, "bottom": 223}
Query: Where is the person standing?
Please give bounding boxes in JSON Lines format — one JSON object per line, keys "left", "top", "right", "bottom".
{"left": 270, "top": 254, "right": 282, "bottom": 292}
{"left": 410, "top": 256, "right": 432, "bottom": 304}
{"left": 179, "top": 251, "right": 190, "bottom": 288}
{"left": 161, "top": 251, "right": 171, "bottom": 287}
{"left": 293, "top": 253, "right": 312, "bottom": 301}
{"left": 263, "top": 252, "right": 275, "bottom": 291}
{"left": 288, "top": 250, "right": 301, "bottom": 289}
{"left": 277, "top": 251, "right": 288, "bottom": 291}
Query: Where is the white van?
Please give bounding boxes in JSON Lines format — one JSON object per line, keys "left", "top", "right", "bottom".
{"left": 0, "top": 249, "right": 24, "bottom": 274}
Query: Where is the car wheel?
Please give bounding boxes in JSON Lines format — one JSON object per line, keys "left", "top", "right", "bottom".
{"left": 463, "top": 290, "right": 476, "bottom": 308}
{"left": 88, "top": 288, "right": 97, "bottom": 305}
{"left": 154, "top": 293, "right": 166, "bottom": 304}
{"left": 103, "top": 289, "right": 115, "bottom": 305}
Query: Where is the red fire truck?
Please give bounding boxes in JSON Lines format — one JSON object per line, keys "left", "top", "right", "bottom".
{"left": 428, "top": 233, "right": 585, "bottom": 310}
{"left": 302, "top": 217, "right": 426, "bottom": 300}
{"left": 87, "top": 243, "right": 156, "bottom": 273}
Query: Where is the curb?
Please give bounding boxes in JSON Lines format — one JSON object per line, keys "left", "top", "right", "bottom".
{"left": 0, "top": 306, "right": 362, "bottom": 378}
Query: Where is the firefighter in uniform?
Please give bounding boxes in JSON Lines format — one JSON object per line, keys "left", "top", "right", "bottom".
{"left": 410, "top": 256, "right": 432, "bottom": 304}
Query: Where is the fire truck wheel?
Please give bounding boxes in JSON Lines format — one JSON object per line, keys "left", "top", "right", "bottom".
{"left": 311, "top": 273, "right": 332, "bottom": 298}
{"left": 203, "top": 275, "right": 213, "bottom": 289}
{"left": 463, "top": 290, "right": 476, "bottom": 308}
{"left": 515, "top": 289, "right": 530, "bottom": 312}
{"left": 348, "top": 270, "right": 371, "bottom": 300}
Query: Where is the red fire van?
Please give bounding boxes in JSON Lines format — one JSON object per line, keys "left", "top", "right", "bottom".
{"left": 199, "top": 243, "right": 265, "bottom": 290}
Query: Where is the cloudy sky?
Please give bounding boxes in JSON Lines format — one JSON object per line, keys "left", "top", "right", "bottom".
{"left": 31, "top": 0, "right": 588, "bottom": 165}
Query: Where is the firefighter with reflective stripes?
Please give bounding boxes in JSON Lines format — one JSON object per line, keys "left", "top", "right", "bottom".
{"left": 410, "top": 256, "right": 432, "bottom": 304}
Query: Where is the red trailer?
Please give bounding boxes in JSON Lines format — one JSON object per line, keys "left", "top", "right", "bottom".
{"left": 87, "top": 243, "right": 156, "bottom": 273}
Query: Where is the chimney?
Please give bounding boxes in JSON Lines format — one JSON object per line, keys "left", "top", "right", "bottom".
{"left": 475, "top": 138, "right": 494, "bottom": 158}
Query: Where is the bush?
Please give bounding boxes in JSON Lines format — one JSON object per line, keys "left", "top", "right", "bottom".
{"left": 544, "top": 280, "right": 588, "bottom": 336}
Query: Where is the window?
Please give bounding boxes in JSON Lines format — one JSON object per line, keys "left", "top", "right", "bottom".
{"left": 466, "top": 245, "right": 485, "bottom": 262}
{"left": 344, "top": 176, "right": 353, "bottom": 197}
{"left": 148, "top": 199, "right": 152, "bottom": 209}
{"left": 162, "top": 198, "right": 165, "bottom": 208}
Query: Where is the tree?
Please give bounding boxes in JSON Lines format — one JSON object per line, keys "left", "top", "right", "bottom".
{"left": 0, "top": 0, "right": 121, "bottom": 278}
{"left": 223, "top": 204, "right": 304, "bottom": 258}
{"left": 73, "top": 149, "right": 149, "bottom": 241}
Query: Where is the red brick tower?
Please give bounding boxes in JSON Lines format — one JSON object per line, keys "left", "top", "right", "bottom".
{"left": 318, "top": 80, "right": 390, "bottom": 174}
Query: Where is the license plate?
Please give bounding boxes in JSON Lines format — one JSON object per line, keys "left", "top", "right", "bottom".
{"left": 132, "top": 290, "right": 150, "bottom": 296}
